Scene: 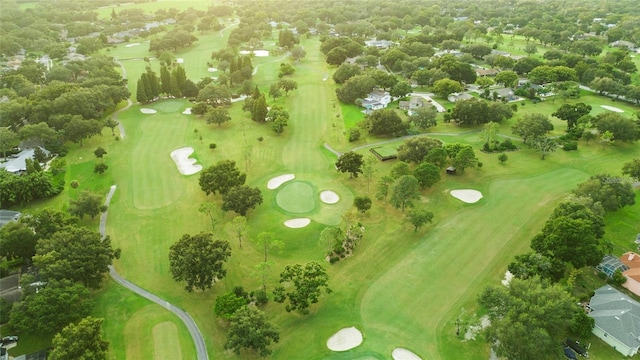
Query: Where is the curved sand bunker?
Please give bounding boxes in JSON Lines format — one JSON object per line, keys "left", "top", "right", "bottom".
{"left": 601, "top": 105, "right": 624, "bottom": 113}
{"left": 140, "top": 108, "right": 157, "bottom": 114}
{"left": 450, "top": 189, "right": 483, "bottom": 204}
{"left": 125, "top": 43, "right": 140, "bottom": 47}
{"left": 327, "top": 327, "right": 363, "bottom": 351}
{"left": 239, "top": 50, "right": 270, "bottom": 57}
{"left": 170, "top": 147, "right": 202, "bottom": 176}
{"left": 392, "top": 348, "right": 422, "bottom": 360}
{"left": 284, "top": 218, "right": 310, "bottom": 228}
{"left": 207, "top": 67, "right": 217, "bottom": 72}
{"left": 182, "top": 108, "right": 192, "bottom": 115}
{"left": 320, "top": 190, "right": 339, "bottom": 204}
{"left": 268, "top": 174, "right": 295, "bottom": 189}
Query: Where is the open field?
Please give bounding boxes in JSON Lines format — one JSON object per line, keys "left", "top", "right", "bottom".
{"left": 9, "top": 10, "right": 635, "bottom": 358}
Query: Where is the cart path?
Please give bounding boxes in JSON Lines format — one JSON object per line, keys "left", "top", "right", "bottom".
{"left": 100, "top": 186, "right": 209, "bottom": 360}
{"left": 114, "top": 59, "right": 133, "bottom": 139}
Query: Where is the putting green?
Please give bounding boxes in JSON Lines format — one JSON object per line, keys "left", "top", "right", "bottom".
{"left": 147, "top": 99, "right": 185, "bottom": 113}
{"left": 276, "top": 181, "right": 316, "bottom": 213}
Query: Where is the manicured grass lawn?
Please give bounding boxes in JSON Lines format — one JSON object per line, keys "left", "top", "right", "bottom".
{"left": 44, "top": 24, "right": 640, "bottom": 360}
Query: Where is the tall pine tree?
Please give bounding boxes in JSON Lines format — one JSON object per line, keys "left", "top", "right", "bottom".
{"left": 252, "top": 94, "right": 268, "bottom": 123}
{"left": 136, "top": 78, "right": 149, "bottom": 103}
{"left": 146, "top": 68, "right": 160, "bottom": 99}
{"left": 160, "top": 65, "right": 171, "bottom": 95}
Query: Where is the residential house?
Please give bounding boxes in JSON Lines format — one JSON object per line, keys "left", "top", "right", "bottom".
{"left": 364, "top": 39, "right": 395, "bottom": 49}
{"left": 0, "top": 209, "right": 21, "bottom": 228}
{"left": 0, "top": 147, "right": 50, "bottom": 174}
{"left": 588, "top": 286, "right": 640, "bottom": 357}
{"left": 610, "top": 40, "right": 637, "bottom": 50}
{"left": 399, "top": 96, "right": 427, "bottom": 115}
{"left": 620, "top": 252, "right": 640, "bottom": 297}
{"left": 361, "top": 89, "right": 391, "bottom": 111}
{"left": 492, "top": 87, "right": 518, "bottom": 101}
{"left": 447, "top": 92, "right": 473, "bottom": 102}
{"left": 475, "top": 68, "right": 499, "bottom": 77}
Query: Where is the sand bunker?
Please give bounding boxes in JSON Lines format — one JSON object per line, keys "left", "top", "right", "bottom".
{"left": 327, "top": 327, "right": 363, "bottom": 351}
{"left": 176, "top": 58, "right": 184, "bottom": 64}
{"left": 601, "top": 105, "right": 624, "bottom": 113}
{"left": 320, "top": 190, "right": 339, "bottom": 204}
{"left": 125, "top": 43, "right": 140, "bottom": 47}
{"left": 501, "top": 270, "right": 513, "bottom": 286}
{"left": 267, "top": 174, "right": 295, "bottom": 189}
{"left": 450, "top": 189, "right": 483, "bottom": 204}
{"left": 207, "top": 67, "right": 217, "bottom": 72}
{"left": 392, "top": 348, "right": 422, "bottom": 360}
{"left": 170, "top": 147, "right": 202, "bottom": 176}
{"left": 182, "top": 108, "right": 192, "bottom": 115}
{"left": 284, "top": 218, "right": 310, "bottom": 228}
{"left": 140, "top": 108, "right": 157, "bottom": 114}
{"left": 239, "top": 50, "right": 269, "bottom": 57}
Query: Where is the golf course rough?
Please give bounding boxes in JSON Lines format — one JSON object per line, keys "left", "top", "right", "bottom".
{"left": 327, "top": 327, "right": 364, "bottom": 351}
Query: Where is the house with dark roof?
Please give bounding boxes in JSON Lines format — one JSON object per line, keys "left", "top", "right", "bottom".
{"left": 588, "top": 286, "right": 640, "bottom": 356}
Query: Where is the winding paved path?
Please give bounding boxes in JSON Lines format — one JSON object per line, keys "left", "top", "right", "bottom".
{"left": 103, "top": 60, "right": 210, "bottom": 359}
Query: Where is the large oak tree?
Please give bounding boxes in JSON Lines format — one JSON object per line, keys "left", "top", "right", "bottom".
{"left": 169, "top": 233, "right": 231, "bottom": 292}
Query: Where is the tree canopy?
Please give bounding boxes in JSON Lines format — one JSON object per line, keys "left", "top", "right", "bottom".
{"left": 199, "top": 160, "right": 247, "bottom": 196}
{"left": 49, "top": 317, "right": 109, "bottom": 360}
{"left": 168, "top": 233, "right": 231, "bottom": 292}
{"left": 335, "top": 151, "right": 364, "bottom": 178}
{"left": 273, "top": 261, "right": 332, "bottom": 314}
{"left": 225, "top": 306, "right": 280, "bottom": 357}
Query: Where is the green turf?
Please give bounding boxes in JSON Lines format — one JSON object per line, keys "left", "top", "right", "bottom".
{"left": 56, "top": 29, "right": 640, "bottom": 360}
{"left": 275, "top": 181, "right": 316, "bottom": 214}
{"left": 370, "top": 145, "right": 397, "bottom": 158}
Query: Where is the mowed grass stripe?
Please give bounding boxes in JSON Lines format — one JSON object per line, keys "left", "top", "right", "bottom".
{"left": 153, "top": 322, "right": 182, "bottom": 360}
{"left": 123, "top": 306, "right": 193, "bottom": 360}
{"left": 358, "top": 169, "right": 587, "bottom": 359}
{"left": 132, "top": 110, "right": 190, "bottom": 209}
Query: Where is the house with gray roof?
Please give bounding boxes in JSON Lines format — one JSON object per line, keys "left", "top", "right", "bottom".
{"left": 588, "top": 286, "right": 640, "bottom": 356}
{"left": 0, "top": 147, "right": 49, "bottom": 174}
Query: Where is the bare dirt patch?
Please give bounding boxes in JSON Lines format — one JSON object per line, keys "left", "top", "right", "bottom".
{"left": 267, "top": 174, "right": 295, "bottom": 189}
{"left": 327, "top": 327, "right": 363, "bottom": 351}
{"left": 170, "top": 147, "right": 202, "bottom": 176}
{"left": 320, "top": 190, "right": 339, "bottom": 204}
{"left": 284, "top": 218, "right": 310, "bottom": 228}
{"left": 450, "top": 189, "right": 483, "bottom": 203}
{"left": 392, "top": 348, "right": 422, "bottom": 360}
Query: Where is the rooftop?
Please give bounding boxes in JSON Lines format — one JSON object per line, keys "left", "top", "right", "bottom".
{"left": 589, "top": 286, "right": 640, "bottom": 351}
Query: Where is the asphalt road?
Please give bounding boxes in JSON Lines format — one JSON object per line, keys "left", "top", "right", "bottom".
{"left": 100, "top": 186, "right": 209, "bottom": 360}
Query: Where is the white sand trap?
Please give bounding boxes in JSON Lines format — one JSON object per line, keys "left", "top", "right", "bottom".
{"left": 320, "top": 190, "right": 339, "bottom": 204}
{"left": 176, "top": 58, "right": 184, "bottom": 64}
{"left": 327, "top": 327, "right": 363, "bottom": 351}
{"left": 170, "top": 147, "right": 202, "bottom": 176}
{"left": 501, "top": 270, "right": 513, "bottom": 286}
{"left": 140, "top": 108, "right": 157, "bottom": 114}
{"left": 267, "top": 174, "right": 295, "bottom": 189}
{"left": 601, "top": 105, "right": 624, "bottom": 113}
{"left": 392, "top": 348, "right": 422, "bottom": 360}
{"left": 450, "top": 189, "right": 483, "bottom": 204}
{"left": 125, "top": 43, "right": 140, "bottom": 47}
{"left": 239, "top": 50, "right": 269, "bottom": 57}
{"left": 207, "top": 67, "right": 217, "bottom": 72}
{"left": 182, "top": 108, "right": 192, "bottom": 115}
{"left": 284, "top": 218, "right": 310, "bottom": 228}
